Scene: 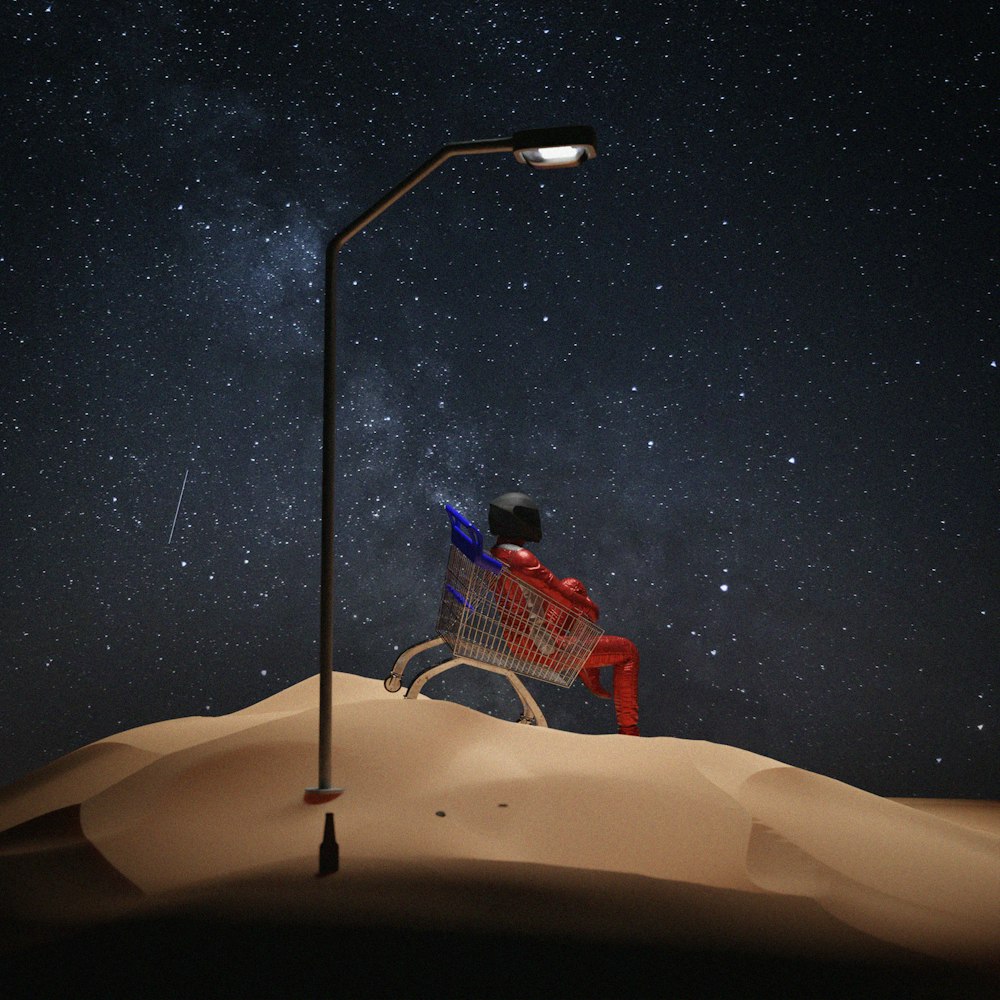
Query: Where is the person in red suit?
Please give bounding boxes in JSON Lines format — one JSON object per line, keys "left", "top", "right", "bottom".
{"left": 488, "top": 491, "right": 640, "bottom": 736}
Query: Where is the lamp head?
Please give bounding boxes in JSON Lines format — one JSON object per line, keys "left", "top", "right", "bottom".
{"left": 512, "top": 125, "right": 597, "bottom": 169}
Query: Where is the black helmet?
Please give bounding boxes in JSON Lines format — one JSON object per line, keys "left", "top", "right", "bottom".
{"left": 488, "top": 492, "right": 542, "bottom": 542}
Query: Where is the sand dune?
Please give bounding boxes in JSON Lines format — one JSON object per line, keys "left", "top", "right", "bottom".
{"left": 1, "top": 671, "right": 998, "bottom": 995}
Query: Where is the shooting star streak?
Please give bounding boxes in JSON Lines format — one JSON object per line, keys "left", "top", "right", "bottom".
{"left": 168, "top": 468, "right": 189, "bottom": 545}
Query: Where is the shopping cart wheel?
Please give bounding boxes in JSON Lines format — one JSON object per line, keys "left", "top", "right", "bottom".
{"left": 384, "top": 675, "right": 402, "bottom": 693}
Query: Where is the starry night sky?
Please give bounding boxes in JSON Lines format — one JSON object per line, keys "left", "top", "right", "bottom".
{"left": 2, "top": 3, "right": 996, "bottom": 797}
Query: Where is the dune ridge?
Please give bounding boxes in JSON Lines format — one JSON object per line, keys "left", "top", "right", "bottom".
{"left": 1, "top": 671, "right": 998, "bottom": 978}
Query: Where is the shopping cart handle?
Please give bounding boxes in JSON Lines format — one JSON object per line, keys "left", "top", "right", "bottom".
{"left": 446, "top": 504, "right": 503, "bottom": 573}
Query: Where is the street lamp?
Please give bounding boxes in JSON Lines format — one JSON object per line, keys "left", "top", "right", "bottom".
{"left": 305, "top": 125, "right": 598, "bottom": 806}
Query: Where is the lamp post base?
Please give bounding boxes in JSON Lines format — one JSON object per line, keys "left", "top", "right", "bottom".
{"left": 304, "top": 787, "right": 345, "bottom": 805}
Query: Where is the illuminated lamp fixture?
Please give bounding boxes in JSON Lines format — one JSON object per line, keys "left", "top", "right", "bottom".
{"left": 512, "top": 125, "right": 597, "bottom": 169}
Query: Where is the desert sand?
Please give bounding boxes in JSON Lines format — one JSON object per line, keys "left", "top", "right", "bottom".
{"left": 1, "top": 671, "right": 998, "bottom": 998}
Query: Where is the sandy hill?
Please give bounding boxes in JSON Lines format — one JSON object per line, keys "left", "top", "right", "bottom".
{"left": 1, "top": 672, "right": 997, "bottom": 998}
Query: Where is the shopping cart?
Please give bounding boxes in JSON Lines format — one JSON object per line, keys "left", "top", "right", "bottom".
{"left": 384, "top": 505, "right": 605, "bottom": 726}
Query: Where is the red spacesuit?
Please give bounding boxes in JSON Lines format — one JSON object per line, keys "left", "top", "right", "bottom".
{"left": 489, "top": 538, "right": 640, "bottom": 737}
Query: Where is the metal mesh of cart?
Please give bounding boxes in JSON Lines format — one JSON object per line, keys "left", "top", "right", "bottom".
{"left": 435, "top": 543, "right": 604, "bottom": 687}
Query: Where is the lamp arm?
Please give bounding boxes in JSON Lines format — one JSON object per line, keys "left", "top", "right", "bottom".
{"left": 330, "top": 137, "right": 516, "bottom": 253}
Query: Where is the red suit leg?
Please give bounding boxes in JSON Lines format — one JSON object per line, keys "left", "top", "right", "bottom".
{"left": 581, "top": 636, "right": 640, "bottom": 735}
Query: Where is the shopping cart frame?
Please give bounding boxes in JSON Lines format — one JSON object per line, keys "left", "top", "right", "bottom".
{"left": 384, "top": 505, "right": 604, "bottom": 726}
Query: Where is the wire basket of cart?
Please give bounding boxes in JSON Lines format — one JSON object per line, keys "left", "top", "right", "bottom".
{"left": 384, "top": 505, "right": 605, "bottom": 726}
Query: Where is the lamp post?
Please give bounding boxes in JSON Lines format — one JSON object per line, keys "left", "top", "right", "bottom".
{"left": 305, "top": 125, "right": 598, "bottom": 805}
